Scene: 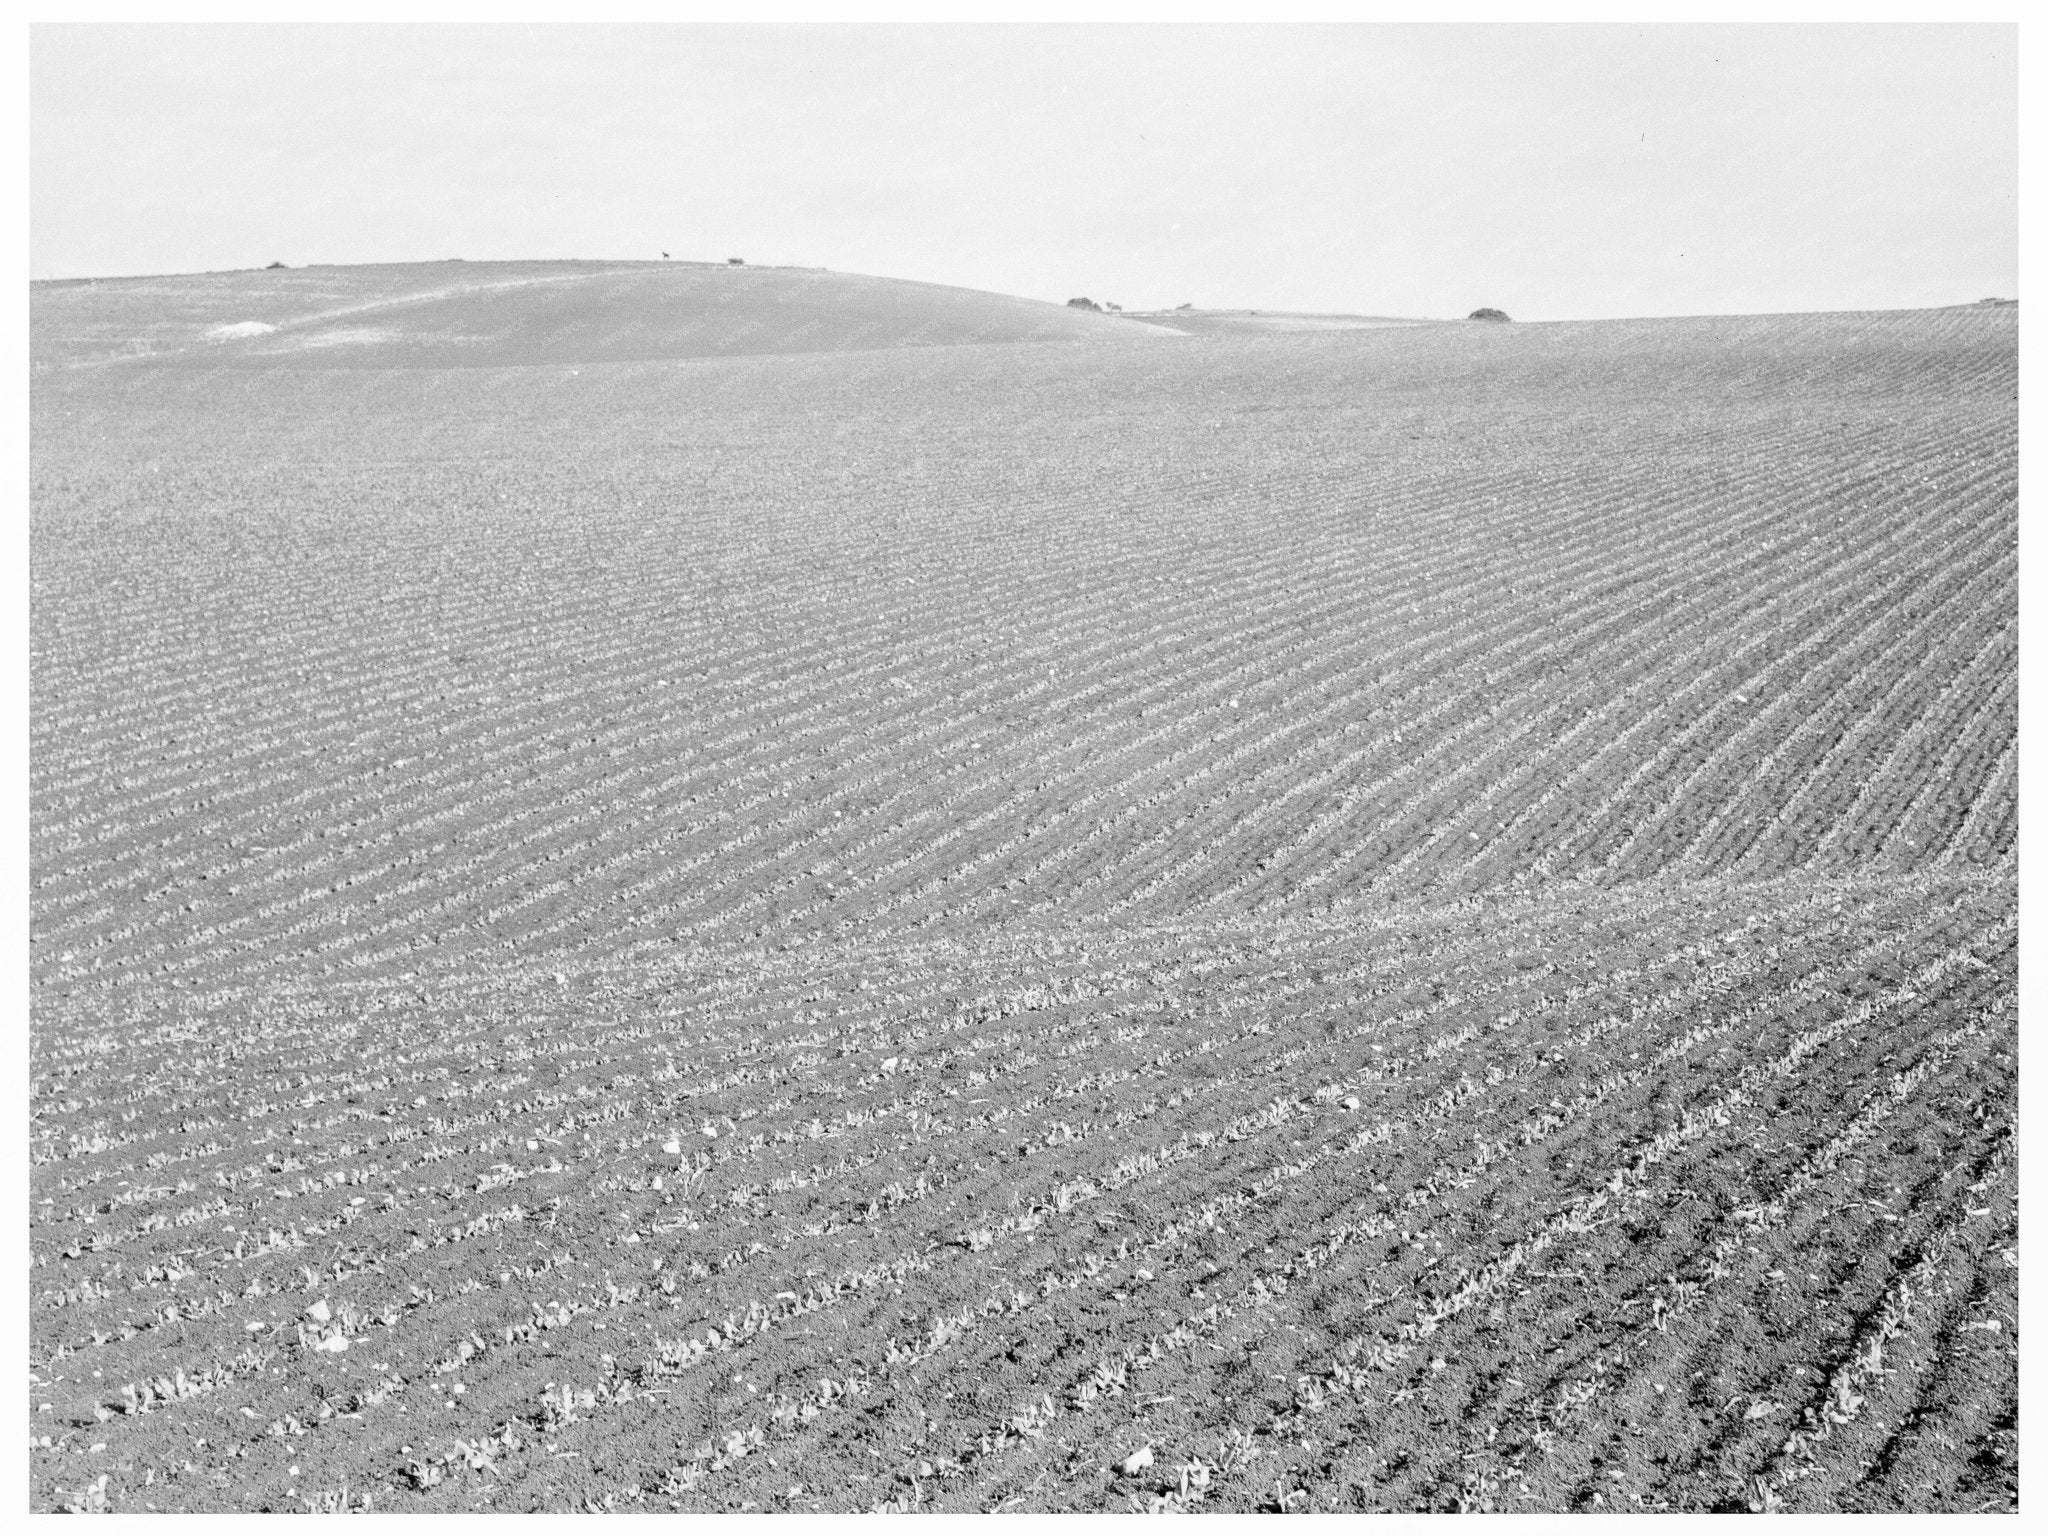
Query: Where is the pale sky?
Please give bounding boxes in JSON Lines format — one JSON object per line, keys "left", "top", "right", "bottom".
{"left": 30, "top": 23, "right": 2017, "bottom": 320}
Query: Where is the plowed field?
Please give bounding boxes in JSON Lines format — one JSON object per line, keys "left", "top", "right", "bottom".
{"left": 29, "top": 292, "right": 2017, "bottom": 1512}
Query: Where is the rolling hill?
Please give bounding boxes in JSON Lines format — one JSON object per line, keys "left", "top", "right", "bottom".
{"left": 30, "top": 258, "right": 1185, "bottom": 371}
{"left": 28, "top": 270, "right": 2015, "bottom": 1514}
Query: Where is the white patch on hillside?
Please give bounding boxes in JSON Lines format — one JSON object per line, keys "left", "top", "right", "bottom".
{"left": 206, "top": 321, "right": 278, "bottom": 341}
{"left": 296, "top": 328, "right": 395, "bottom": 348}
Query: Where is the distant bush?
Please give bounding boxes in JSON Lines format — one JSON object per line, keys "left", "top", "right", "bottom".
{"left": 1174, "top": 303, "right": 1193, "bottom": 311}
{"left": 1976, "top": 297, "right": 2015, "bottom": 306}
{"left": 265, "top": 261, "right": 288, "bottom": 270}
{"left": 1468, "top": 307, "right": 1511, "bottom": 322}
{"left": 1067, "top": 297, "right": 1102, "bottom": 311}
{"left": 727, "top": 257, "right": 745, "bottom": 266}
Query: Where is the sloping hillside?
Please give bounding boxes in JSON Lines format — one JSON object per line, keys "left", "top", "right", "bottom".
{"left": 30, "top": 302, "right": 2014, "bottom": 1513}
{"left": 30, "top": 259, "right": 1182, "bottom": 369}
{"left": 31, "top": 304, "right": 2014, "bottom": 990}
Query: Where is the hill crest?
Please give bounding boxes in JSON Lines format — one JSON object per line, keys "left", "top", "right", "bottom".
{"left": 31, "top": 258, "right": 1186, "bottom": 369}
